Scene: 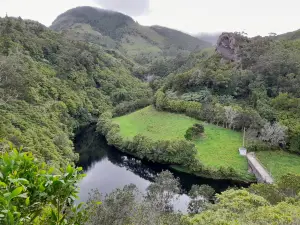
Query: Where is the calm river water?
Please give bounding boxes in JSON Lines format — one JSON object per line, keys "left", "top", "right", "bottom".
{"left": 75, "top": 124, "right": 247, "bottom": 211}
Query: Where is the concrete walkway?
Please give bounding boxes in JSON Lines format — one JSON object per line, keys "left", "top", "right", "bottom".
{"left": 247, "top": 152, "right": 274, "bottom": 184}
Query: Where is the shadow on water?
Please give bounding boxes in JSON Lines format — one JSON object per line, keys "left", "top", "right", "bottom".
{"left": 75, "top": 124, "right": 250, "bottom": 198}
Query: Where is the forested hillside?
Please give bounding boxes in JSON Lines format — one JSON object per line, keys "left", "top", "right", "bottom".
{"left": 276, "top": 28, "right": 300, "bottom": 40}
{"left": 0, "top": 16, "right": 152, "bottom": 167}
{"left": 50, "top": 6, "right": 211, "bottom": 65}
{"left": 153, "top": 32, "right": 300, "bottom": 154}
{"left": 1, "top": 7, "right": 300, "bottom": 224}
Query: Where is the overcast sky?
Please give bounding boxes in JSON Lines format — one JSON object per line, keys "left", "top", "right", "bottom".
{"left": 0, "top": 0, "right": 299, "bottom": 37}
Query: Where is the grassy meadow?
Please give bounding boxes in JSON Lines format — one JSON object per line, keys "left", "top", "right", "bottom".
{"left": 256, "top": 151, "right": 300, "bottom": 181}
{"left": 113, "top": 106, "right": 249, "bottom": 178}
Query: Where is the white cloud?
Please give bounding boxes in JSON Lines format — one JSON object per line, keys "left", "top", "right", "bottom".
{"left": 0, "top": 0, "right": 299, "bottom": 36}
{"left": 0, "top": 0, "right": 98, "bottom": 26}
{"left": 95, "top": 0, "right": 149, "bottom": 16}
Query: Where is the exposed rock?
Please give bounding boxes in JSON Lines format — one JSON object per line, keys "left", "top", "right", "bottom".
{"left": 216, "top": 32, "right": 239, "bottom": 61}
{"left": 216, "top": 32, "right": 249, "bottom": 63}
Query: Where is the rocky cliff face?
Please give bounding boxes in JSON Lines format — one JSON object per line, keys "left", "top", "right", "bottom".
{"left": 216, "top": 32, "right": 249, "bottom": 63}
{"left": 216, "top": 33, "right": 239, "bottom": 62}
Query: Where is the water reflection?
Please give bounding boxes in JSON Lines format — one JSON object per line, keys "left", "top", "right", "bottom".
{"left": 75, "top": 124, "right": 248, "bottom": 211}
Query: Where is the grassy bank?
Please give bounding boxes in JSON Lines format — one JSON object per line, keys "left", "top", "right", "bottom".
{"left": 256, "top": 151, "right": 300, "bottom": 181}
{"left": 113, "top": 106, "right": 250, "bottom": 179}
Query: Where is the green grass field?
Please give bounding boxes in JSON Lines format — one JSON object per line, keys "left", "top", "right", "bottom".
{"left": 113, "top": 106, "right": 249, "bottom": 178}
{"left": 256, "top": 151, "right": 300, "bottom": 181}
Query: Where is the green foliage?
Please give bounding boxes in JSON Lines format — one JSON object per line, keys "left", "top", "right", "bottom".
{"left": 113, "top": 98, "right": 153, "bottom": 116}
{"left": 111, "top": 106, "right": 252, "bottom": 181}
{"left": 97, "top": 111, "right": 198, "bottom": 167}
{"left": 156, "top": 33, "right": 300, "bottom": 157}
{"left": 146, "top": 171, "right": 181, "bottom": 212}
{"left": 0, "top": 17, "right": 152, "bottom": 166}
{"left": 0, "top": 144, "right": 86, "bottom": 225}
{"left": 185, "top": 124, "right": 204, "bottom": 141}
{"left": 86, "top": 172, "right": 183, "bottom": 225}
{"left": 248, "top": 173, "right": 300, "bottom": 204}
{"left": 188, "top": 185, "right": 215, "bottom": 214}
{"left": 276, "top": 29, "right": 300, "bottom": 40}
{"left": 51, "top": 7, "right": 211, "bottom": 65}
{"left": 256, "top": 151, "right": 300, "bottom": 181}
{"left": 184, "top": 174, "right": 300, "bottom": 225}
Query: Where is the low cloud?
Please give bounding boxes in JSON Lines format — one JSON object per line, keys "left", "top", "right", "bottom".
{"left": 94, "top": 0, "right": 150, "bottom": 16}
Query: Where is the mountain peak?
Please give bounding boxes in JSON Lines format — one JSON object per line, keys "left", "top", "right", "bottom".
{"left": 51, "top": 6, "right": 135, "bottom": 36}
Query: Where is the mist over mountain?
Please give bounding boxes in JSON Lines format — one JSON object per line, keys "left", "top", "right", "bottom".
{"left": 1, "top": 3, "right": 300, "bottom": 224}
{"left": 195, "top": 32, "right": 222, "bottom": 45}
{"left": 51, "top": 6, "right": 211, "bottom": 64}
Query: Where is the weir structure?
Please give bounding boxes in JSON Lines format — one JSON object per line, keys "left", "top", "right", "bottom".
{"left": 246, "top": 152, "right": 274, "bottom": 184}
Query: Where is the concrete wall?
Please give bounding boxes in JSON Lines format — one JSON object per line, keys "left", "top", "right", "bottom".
{"left": 247, "top": 152, "right": 273, "bottom": 184}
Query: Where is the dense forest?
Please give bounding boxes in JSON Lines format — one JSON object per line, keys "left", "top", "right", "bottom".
{"left": 152, "top": 33, "right": 300, "bottom": 154}
{"left": 1, "top": 5, "right": 300, "bottom": 225}
{"left": 0, "top": 16, "right": 152, "bottom": 168}
{"left": 50, "top": 6, "right": 211, "bottom": 66}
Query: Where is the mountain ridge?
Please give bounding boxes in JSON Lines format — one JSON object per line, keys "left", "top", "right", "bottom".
{"left": 50, "top": 6, "right": 211, "bottom": 64}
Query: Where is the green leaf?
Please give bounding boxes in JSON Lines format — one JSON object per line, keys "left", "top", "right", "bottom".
{"left": 77, "top": 202, "right": 84, "bottom": 209}
{"left": 4, "top": 193, "right": 10, "bottom": 198}
{"left": 25, "top": 197, "right": 30, "bottom": 206}
{"left": 66, "top": 164, "right": 72, "bottom": 173}
{"left": 10, "top": 187, "right": 23, "bottom": 199}
{"left": 0, "top": 172, "right": 3, "bottom": 179}
{"left": 8, "top": 211, "right": 14, "bottom": 225}
{"left": 0, "top": 182, "right": 7, "bottom": 187}
{"left": 48, "top": 167, "right": 54, "bottom": 174}
{"left": 17, "top": 178, "right": 29, "bottom": 185}
{"left": 39, "top": 183, "right": 45, "bottom": 192}
{"left": 51, "top": 210, "right": 57, "bottom": 222}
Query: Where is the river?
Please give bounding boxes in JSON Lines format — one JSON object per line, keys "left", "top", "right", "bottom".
{"left": 75, "top": 124, "right": 248, "bottom": 211}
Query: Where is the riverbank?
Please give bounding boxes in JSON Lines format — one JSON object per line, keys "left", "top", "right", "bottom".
{"left": 96, "top": 106, "right": 256, "bottom": 182}
{"left": 113, "top": 106, "right": 253, "bottom": 181}
{"left": 75, "top": 124, "right": 251, "bottom": 203}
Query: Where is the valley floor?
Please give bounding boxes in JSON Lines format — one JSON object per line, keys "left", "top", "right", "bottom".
{"left": 113, "top": 106, "right": 249, "bottom": 179}
{"left": 113, "top": 106, "right": 300, "bottom": 182}
{"left": 256, "top": 151, "right": 300, "bottom": 181}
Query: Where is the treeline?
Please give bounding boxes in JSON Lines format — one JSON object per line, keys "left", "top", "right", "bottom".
{"left": 0, "top": 17, "right": 152, "bottom": 167}
{"left": 1, "top": 142, "right": 300, "bottom": 224}
{"left": 185, "top": 173, "right": 300, "bottom": 224}
{"left": 96, "top": 111, "right": 246, "bottom": 181}
{"left": 154, "top": 90, "right": 284, "bottom": 152}
{"left": 151, "top": 36, "right": 300, "bottom": 154}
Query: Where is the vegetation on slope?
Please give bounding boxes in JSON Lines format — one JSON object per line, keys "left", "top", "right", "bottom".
{"left": 0, "top": 16, "right": 152, "bottom": 167}
{"left": 276, "top": 28, "right": 300, "bottom": 40}
{"left": 113, "top": 106, "right": 249, "bottom": 178}
{"left": 50, "top": 6, "right": 211, "bottom": 65}
{"left": 148, "top": 33, "right": 300, "bottom": 181}
{"left": 1, "top": 7, "right": 300, "bottom": 224}
{"left": 256, "top": 151, "right": 300, "bottom": 181}
{"left": 2, "top": 142, "right": 300, "bottom": 224}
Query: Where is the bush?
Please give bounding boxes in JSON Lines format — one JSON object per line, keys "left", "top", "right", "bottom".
{"left": 97, "top": 112, "right": 244, "bottom": 181}
{"left": 0, "top": 143, "right": 87, "bottom": 225}
{"left": 113, "top": 98, "right": 153, "bottom": 117}
{"left": 185, "top": 124, "right": 204, "bottom": 140}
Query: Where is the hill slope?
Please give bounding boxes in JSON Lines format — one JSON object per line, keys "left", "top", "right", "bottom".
{"left": 276, "top": 29, "right": 300, "bottom": 40}
{"left": 0, "top": 16, "right": 152, "bottom": 167}
{"left": 50, "top": 6, "right": 211, "bottom": 64}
